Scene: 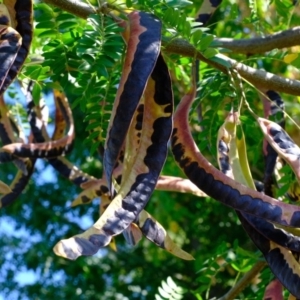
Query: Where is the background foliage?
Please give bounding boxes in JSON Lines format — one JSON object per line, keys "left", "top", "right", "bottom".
{"left": 1, "top": 0, "right": 300, "bottom": 299}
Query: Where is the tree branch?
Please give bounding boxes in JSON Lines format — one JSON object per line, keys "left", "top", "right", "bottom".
{"left": 42, "top": 0, "right": 300, "bottom": 95}
{"left": 216, "top": 27, "right": 300, "bottom": 55}
{"left": 42, "top": 0, "right": 94, "bottom": 18}
{"left": 163, "top": 37, "right": 300, "bottom": 95}
{"left": 217, "top": 261, "right": 267, "bottom": 300}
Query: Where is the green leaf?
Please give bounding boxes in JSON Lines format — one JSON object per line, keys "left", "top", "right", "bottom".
{"left": 203, "top": 48, "right": 218, "bottom": 59}
{"left": 126, "top": 0, "right": 133, "bottom": 7}
{"left": 198, "top": 34, "right": 215, "bottom": 51}
{"left": 209, "top": 56, "right": 231, "bottom": 69}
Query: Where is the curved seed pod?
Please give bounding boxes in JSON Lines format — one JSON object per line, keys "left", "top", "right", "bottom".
{"left": 0, "top": 95, "right": 27, "bottom": 173}
{"left": 217, "top": 115, "right": 300, "bottom": 281}
{"left": 104, "top": 11, "right": 161, "bottom": 193}
{"left": 3, "top": 90, "right": 75, "bottom": 158}
{"left": 0, "top": 149, "right": 17, "bottom": 163}
{"left": 240, "top": 215, "right": 300, "bottom": 298}
{"left": 171, "top": 81, "right": 300, "bottom": 228}
{"left": 0, "top": 96, "right": 16, "bottom": 144}
{"left": 217, "top": 110, "right": 255, "bottom": 188}
{"left": 0, "top": 0, "right": 33, "bottom": 94}
{"left": 0, "top": 157, "right": 35, "bottom": 207}
{"left": 217, "top": 138, "right": 233, "bottom": 178}
{"left": 217, "top": 110, "right": 300, "bottom": 252}
{"left": 257, "top": 118, "right": 300, "bottom": 183}
{"left": 52, "top": 91, "right": 67, "bottom": 141}
{"left": 0, "top": 25, "right": 21, "bottom": 92}
{"left": 72, "top": 148, "right": 193, "bottom": 258}
{"left": 74, "top": 174, "right": 207, "bottom": 207}
{"left": 156, "top": 175, "right": 207, "bottom": 197}
{"left": 73, "top": 175, "right": 192, "bottom": 259}
{"left": 9, "top": 113, "right": 25, "bottom": 142}
{"left": 71, "top": 178, "right": 109, "bottom": 207}
{"left": 96, "top": 193, "right": 142, "bottom": 248}
{"left": 262, "top": 90, "right": 285, "bottom": 197}
{"left": 53, "top": 52, "right": 173, "bottom": 260}
{"left": 173, "top": 83, "right": 300, "bottom": 295}
{"left": 0, "top": 181, "right": 11, "bottom": 193}
{"left": 0, "top": 92, "right": 34, "bottom": 206}
{"left": 73, "top": 175, "right": 191, "bottom": 259}
{"left": 263, "top": 279, "right": 283, "bottom": 300}
{"left": 26, "top": 85, "right": 94, "bottom": 186}
{"left": 235, "top": 121, "right": 256, "bottom": 189}
{"left": 49, "top": 157, "right": 94, "bottom": 186}
{"left": 121, "top": 101, "right": 144, "bottom": 186}
{"left": 72, "top": 165, "right": 123, "bottom": 207}
{"left": 134, "top": 210, "right": 194, "bottom": 260}
{"left": 123, "top": 223, "right": 143, "bottom": 246}
{"left": 195, "top": 0, "right": 222, "bottom": 25}
{"left": 243, "top": 213, "right": 300, "bottom": 252}
{"left": 26, "top": 81, "right": 49, "bottom": 143}
{"left": 194, "top": 0, "right": 222, "bottom": 124}
{"left": 263, "top": 90, "right": 285, "bottom": 127}
{"left": 98, "top": 194, "right": 118, "bottom": 252}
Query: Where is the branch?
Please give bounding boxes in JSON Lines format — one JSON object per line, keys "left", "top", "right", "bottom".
{"left": 217, "top": 261, "right": 267, "bottom": 300}
{"left": 42, "top": 0, "right": 300, "bottom": 95}
{"left": 42, "top": 0, "right": 300, "bottom": 55}
{"left": 164, "top": 37, "right": 300, "bottom": 95}
{"left": 216, "top": 27, "right": 300, "bottom": 54}
{"left": 42, "top": 0, "right": 94, "bottom": 18}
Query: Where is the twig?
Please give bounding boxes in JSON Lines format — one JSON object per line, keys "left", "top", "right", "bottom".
{"left": 42, "top": 0, "right": 94, "bottom": 18}
{"left": 217, "top": 260, "right": 267, "bottom": 300}
{"left": 163, "top": 37, "right": 300, "bottom": 95}
{"left": 216, "top": 27, "right": 300, "bottom": 55}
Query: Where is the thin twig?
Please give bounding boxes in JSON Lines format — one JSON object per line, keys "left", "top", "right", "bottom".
{"left": 42, "top": 0, "right": 94, "bottom": 18}
{"left": 217, "top": 261, "right": 267, "bottom": 300}
{"left": 163, "top": 37, "right": 300, "bottom": 95}
{"left": 216, "top": 27, "right": 300, "bottom": 55}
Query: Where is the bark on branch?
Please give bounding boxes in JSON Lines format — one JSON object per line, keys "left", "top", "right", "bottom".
{"left": 216, "top": 27, "right": 300, "bottom": 54}
{"left": 218, "top": 261, "right": 267, "bottom": 300}
{"left": 42, "top": 0, "right": 300, "bottom": 95}
{"left": 163, "top": 37, "right": 300, "bottom": 95}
